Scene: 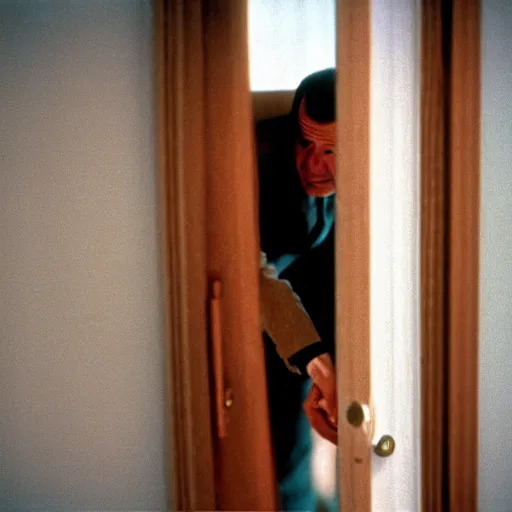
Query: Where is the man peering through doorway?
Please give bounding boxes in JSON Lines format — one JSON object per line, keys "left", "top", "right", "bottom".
{"left": 257, "top": 68, "right": 338, "bottom": 511}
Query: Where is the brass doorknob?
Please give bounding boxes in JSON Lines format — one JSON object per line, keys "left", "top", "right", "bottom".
{"left": 345, "top": 401, "right": 371, "bottom": 428}
{"left": 373, "top": 435, "right": 396, "bottom": 457}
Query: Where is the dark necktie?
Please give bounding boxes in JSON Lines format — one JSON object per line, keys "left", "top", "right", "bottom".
{"left": 307, "top": 197, "right": 325, "bottom": 249}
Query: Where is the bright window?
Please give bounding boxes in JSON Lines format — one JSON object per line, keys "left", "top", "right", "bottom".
{"left": 248, "top": 0, "right": 336, "bottom": 91}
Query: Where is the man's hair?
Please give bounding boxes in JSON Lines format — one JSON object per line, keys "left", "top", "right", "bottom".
{"left": 290, "top": 68, "right": 336, "bottom": 125}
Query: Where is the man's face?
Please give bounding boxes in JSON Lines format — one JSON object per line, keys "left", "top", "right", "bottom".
{"left": 295, "top": 98, "right": 336, "bottom": 197}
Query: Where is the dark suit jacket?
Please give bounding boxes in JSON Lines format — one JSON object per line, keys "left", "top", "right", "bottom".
{"left": 256, "top": 115, "right": 336, "bottom": 363}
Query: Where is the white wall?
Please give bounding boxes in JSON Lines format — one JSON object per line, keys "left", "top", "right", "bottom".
{"left": 479, "top": 1, "right": 512, "bottom": 511}
{"left": 0, "top": 1, "right": 166, "bottom": 511}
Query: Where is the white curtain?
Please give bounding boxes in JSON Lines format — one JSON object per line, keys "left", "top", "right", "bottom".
{"left": 248, "top": 0, "right": 335, "bottom": 91}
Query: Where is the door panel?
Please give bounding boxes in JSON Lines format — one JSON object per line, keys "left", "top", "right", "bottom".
{"left": 203, "top": 0, "right": 278, "bottom": 510}
{"left": 370, "top": 0, "right": 421, "bottom": 510}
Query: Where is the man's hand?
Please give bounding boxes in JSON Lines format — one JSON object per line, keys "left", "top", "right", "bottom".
{"left": 303, "top": 384, "right": 338, "bottom": 445}
{"left": 303, "top": 353, "right": 337, "bottom": 445}
{"left": 306, "top": 353, "right": 337, "bottom": 424}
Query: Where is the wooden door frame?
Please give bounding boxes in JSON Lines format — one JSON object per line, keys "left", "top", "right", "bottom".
{"left": 448, "top": 1, "right": 480, "bottom": 509}
{"left": 420, "top": 1, "right": 450, "bottom": 508}
{"left": 155, "top": 1, "right": 216, "bottom": 510}
{"left": 420, "top": 0, "right": 481, "bottom": 510}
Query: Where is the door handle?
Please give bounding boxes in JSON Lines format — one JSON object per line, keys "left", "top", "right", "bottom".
{"left": 346, "top": 400, "right": 372, "bottom": 428}
{"left": 209, "top": 279, "right": 228, "bottom": 439}
{"left": 373, "top": 434, "right": 396, "bottom": 457}
{"left": 345, "top": 401, "right": 396, "bottom": 457}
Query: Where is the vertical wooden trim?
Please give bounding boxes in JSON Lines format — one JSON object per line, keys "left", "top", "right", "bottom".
{"left": 420, "top": 0, "right": 450, "bottom": 509}
{"left": 448, "top": 1, "right": 480, "bottom": 510}
{"left": 421, "top": 0, "right": 481, "bottom": 509}
{"left": 155, "top": 1, "right": 216, "bottom": 510}
{"left": 336, "top": 1, "right": 372, "bottom": 510}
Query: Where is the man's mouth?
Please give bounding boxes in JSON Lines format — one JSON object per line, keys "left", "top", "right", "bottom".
{"left": 308, "top": 179, "right": 333, "bottom": 185}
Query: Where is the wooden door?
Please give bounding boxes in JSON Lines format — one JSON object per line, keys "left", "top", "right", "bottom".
{"left": 203, "top": 0, "right": 278, "bottom": 510}
{"left": 336, "top": 1, "right": 372, "bottom": 509}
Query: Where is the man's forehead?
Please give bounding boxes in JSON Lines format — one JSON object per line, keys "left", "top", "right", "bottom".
{"left": 299, "top": 123, "right": 336, "bottom": 142}
{"left": 299, "top": 98, "right": 336, "bottom": 147}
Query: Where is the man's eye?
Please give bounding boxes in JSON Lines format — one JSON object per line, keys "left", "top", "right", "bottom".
{"left": 299, "top": 137, "right": 313, "bottom": 148}
{"left": 324, "top": 149, "right": 334, "bottom": 155}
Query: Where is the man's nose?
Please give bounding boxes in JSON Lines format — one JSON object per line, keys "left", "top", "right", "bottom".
{"left": 307, "top": 149, "right": 324, "bottom": 174}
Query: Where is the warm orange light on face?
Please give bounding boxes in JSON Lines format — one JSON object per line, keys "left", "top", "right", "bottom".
{"left": 295, "top": 99, "right": 336, "bottom": 197}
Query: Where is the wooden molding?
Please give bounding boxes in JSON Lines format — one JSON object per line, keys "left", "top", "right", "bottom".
{"left": 155, "top": 1, "right": 216, "bottom": 510}
{"left": 336, "top": 1, "right": 372, "bottom": 510}
{"left": 421, "top": 0, "right": 481, "bottom": 509}
{"left": 420, "top": 0, "right": 450, "bottom": 509}
{"left": 448, "top": 1, "right": 481, "bottom": 510}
